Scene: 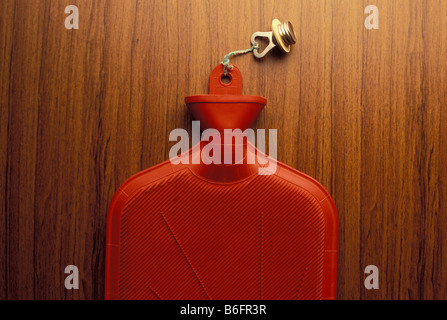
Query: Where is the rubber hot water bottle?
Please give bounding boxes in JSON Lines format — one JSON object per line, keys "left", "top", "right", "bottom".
{"left": 105, "top": 64, "right": 338, "bottom": 300}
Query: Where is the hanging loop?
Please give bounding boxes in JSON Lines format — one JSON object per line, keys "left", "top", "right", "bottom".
{"left": 250, "top": 32, "right": 276, "bottom": 59}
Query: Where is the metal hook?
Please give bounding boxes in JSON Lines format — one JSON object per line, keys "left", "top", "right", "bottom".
{"left": 251, "top": 19, "right": 297, "bottom": 59}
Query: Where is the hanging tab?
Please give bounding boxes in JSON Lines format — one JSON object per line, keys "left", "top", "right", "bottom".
{"left": 251, "top": 19, "right": 297, "bottom": 59}
{"left": 209, "top": 64, "right": 243, "bottom": 95}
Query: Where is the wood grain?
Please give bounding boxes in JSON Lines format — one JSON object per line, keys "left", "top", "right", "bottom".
{"left": 1, "top": 0, "right": 446, "bottom": 299}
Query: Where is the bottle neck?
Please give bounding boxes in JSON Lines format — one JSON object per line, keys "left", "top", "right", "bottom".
{"left": 189, "top": 137, "right": 260, "bottom": 183}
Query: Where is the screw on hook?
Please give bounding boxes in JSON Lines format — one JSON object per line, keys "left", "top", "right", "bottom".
{"left": 251, "top": 19, "right": 297, "bottom": 59}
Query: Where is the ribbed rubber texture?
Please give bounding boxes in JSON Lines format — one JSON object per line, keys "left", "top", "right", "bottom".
{"left": 116, "top": 169, "right": 326, "bottom": 300}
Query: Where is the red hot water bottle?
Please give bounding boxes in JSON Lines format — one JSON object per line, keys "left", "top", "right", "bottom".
{"left": 105, "top": 65, "right": 338, "bottom": 300}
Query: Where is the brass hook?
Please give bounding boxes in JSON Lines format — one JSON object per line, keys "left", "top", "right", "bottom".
{"left": 251, "top": 19, "right": 297, "bottom": 59}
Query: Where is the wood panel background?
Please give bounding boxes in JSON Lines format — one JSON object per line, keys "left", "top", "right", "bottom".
{"left": 1, "top": 0, "right": 446, "bottom": 300}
